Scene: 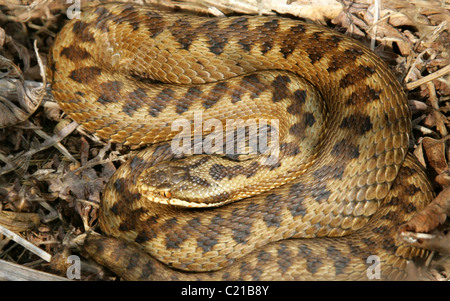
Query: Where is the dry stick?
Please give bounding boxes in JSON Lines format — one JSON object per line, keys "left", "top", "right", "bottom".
{"left": 405, "top": 64, "right": 450, "bottom": 90}
{"left": 403, "top": 49, "right": 432, "bottom": 85}
{"left": 0, "top": 259, "right": 68, "bottom": 281}
{"left": 370, "top": 0, "right": 380, "bottom": 51}
{"left": 0, "top": 224, "right": 52, "bottom": 262}
{"left": 427, "top": 81, "right": 448, "bottom": 137}
{"left": 22, "top": 120, "right": 79, "bottom": 160}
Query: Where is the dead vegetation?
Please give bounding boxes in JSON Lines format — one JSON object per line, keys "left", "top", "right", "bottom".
{"left": 0, "top": 0, "right": 448, "bottom": 281}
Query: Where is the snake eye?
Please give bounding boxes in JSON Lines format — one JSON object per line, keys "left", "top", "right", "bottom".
{"left": 160, "top": 191, "right": 172, "bottom": 198}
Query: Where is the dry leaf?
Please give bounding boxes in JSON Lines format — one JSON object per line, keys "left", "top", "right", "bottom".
{"left": 422, "top": 137, "right": 448, "bottom": 175}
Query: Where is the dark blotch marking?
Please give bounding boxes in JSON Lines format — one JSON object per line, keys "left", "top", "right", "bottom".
{"left": 60, "top": 46, "right": 91, "bottom": 62}
{"left": 209, "top": 162, "right": 259, "bottom": 181}
{"left": 109, "top": 202, "right": 120, "bottom": 215}
{"left": 288, "top": 113, "right": 315, "bottom": 137}
{"left": 340, "top": 114, "right": 373, "bottom": 135}
{"left": 187, "top": 157, "right": 211, "bottom": 169}
{"left": 280, "top": 24, "right": 305, "bottom": 58}
{"left": 280, "top": 142, "right": 300, "bottom": 157}
{"left": 368, "top": 88, "right": 381, "bottom": 101}
{"left": 308, "top": 52, "right": 324, "bottom": 64}
{"left": 304, "top": 112, "right": 316, "bottom": 127}
{"left": 263, "top": 194, "right": 283, "bottom": 227}
{"left": 250, "top": 268, "right": 264, "bottom": 281}
{"left": 97, "top": 96, "right": 112, "bottom": 105}
{"left": 151, "top": 143, "right": 173, "bottom": 162}
{"left": 183, "top": 217, "right": 217, "bottom": 252}
{"left": 339, "top": 64, "right": 377, "bottom": 89}
{"left": 143, "top": 12, "right": 164, "bottom": 38}
{"left": 89, "top": 237, "right": 105, "bottom": 253}
{"left": 229, "top": 208, "right": 253, "bottom": 245}
{"left": 307, "top": 31, "right": 329, "bottom": 63}
{"left": 130, "top": 155, "right": 145, "bottom": 170}
{"left": 118, "top": 220, "right": 132, "bottom": 231}
{"left": 93, "top": 5, "right": 140, "bottom": 32}
{"left": 331, "top": 139, "right": 360, "bottom": 160}
{"left": 348, "top": 243, "right": 370, "bottom": 258}
{"left": 149, "top": 88, "right": 174, "bottom": 117}
{"left": 362, "top": 237, "right": 375, "bottom": 249}
{"left": 200, "top": 19, "right": 228, "bottom": 55}
{"left": 110, "top": 240, "right": 129, "bottom": 262}
{"left": 405, "top": 202, "right": 417, "bottom": 214}
{"left": 125, "top": 208, "right": 149, "bottom": 233}
{"left": 94, "top": 6, "right": 111, "bottom": 19}
{"left": 329, "top": 35, "right": 344, "bottom": 45}
{"left": 114, "top": 177, "right": 126, "bottom": 191}
{"left": 288, "top": 182, "right": 305, "bottom": 198}
{"left": 115, "top": 199, "right": 143, "bottom": 229}
{"left": 170, "top": 18, "right": 197, "bottom": 50}
{"left": 287, "top": 183, "right": 307, "bottom": 217}
{"left": 197, "top": 235, "right": 218, "bottom": 253}
{"left": 72, "top": 21, "right": 95, "bottom": 42}
{"left": 163, "top": 217, "right": 188, "bottom": 249}
{"left": 373, "top": 225, "right": 389, "bottom": 235}
{"left": 303, "top": 31, "right": 327, "bottom": 64}
{"left": 69, "top": 66, "right": 101, "bottom": 83}
{"left": 327, "top": 246, "right": 350, "bottom": 275}
{"left": 227, "top": 17, "right": 251, "bottom": 52}
{"left": 139, "top": 261, "right": 155, "bottom": 280}
{"left": 209, "top": 213, "right": 226, "bottom": 229}
{"left": 257, "top": 250, "right": 272, "bottom": 267}
{"left": 188, "top": 175, "right": 211, "bottom": 187}
{"left": 231, "top": 89, "right": 243, "bottom": 104}
{"left": 327, "top": 47, "right": 364, "bottom": 73}
{"left": 123, "top": 88, "right": 148, "bottom": 116}
{"left": 271, "top": 75, "right": 291, "bottom": 103}
{"left": 287, "top": 90, "right": 307, "bottom": 115}
{"left": 311, "top": 183, "right": 331, "bottom": 202}
{"left": 339, "top": 73, "right": 355, "bottom": 89}
{"left": 97, "top": 80, "right": 123, "bottom": 104}
{"left": 406, "top": 184, "right": 421, "bottom": 196}
{"left": 107, "top": 5, "right": 141, "bottom": 30}
{"left": 288, "top": 120, "right": 308, "bottom": 137}
{"left": 313, "top": 164, "right": 346, "bottom": 181}
{"left": 256, "top": 19, "right": 279, "bottom": 54}
{"left": 134, "top": 226, "right": 156, "bottom": 243}
{"left": 232, "top": 74, "right": 265, "bottom": 103}
{"left": 346, "top": 87, "right": 382, "bottom": 106}
{"left": 277, "top": 244, "right": 292, "bottom": 274}
{"left": 203, "top": 82, "right": 228, "bottom": 109}
{"left": 299, "top": 245, "right": 323, "bottom": 274}
{"left": 294, "top": 89, "right": 307, "bottom": 104}
{"left": 93, "top": 7, "right": 112, "bottom": 32}
{"left": 175, "top": 87, "right": 202, "bottom": 114}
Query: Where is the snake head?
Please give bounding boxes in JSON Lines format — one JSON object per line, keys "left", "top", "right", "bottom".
{"left": 136, "top": 159, "right": 227, "bottom": 208}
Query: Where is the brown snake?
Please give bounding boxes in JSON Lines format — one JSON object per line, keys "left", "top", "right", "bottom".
{"left": 47, "top": 3, "right": 435, "bottom": 280}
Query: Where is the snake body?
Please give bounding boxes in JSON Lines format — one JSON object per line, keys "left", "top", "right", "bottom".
{"left": 47, "top": 3, "right": 434, "bottom": 280}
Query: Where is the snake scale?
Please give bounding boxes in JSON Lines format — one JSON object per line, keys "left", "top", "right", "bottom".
{"left": 47, "top": 3, "right": 435, "bottom": 280}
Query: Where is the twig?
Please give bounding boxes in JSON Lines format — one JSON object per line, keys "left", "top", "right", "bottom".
{"left": 0, "top": 259, "right": 68, "bottom": 281}
{"left": 22, "top": 120, "right": 79, "bottom": 161}
{"left": 370, "top": 0, "right": 379, "bottom": 51}
{"left": 406, "top": 64, "right": 450, "bottom": 90}
{"left": 0, "top": 224, "right": 52, "bottom": 262}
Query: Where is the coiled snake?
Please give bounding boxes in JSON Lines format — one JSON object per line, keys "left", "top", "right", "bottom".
{"left": 47, "top": 3, "right": 434, "bottom": 280}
